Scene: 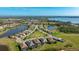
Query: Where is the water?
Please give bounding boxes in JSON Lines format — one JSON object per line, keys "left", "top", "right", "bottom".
{"left": 48, "top": 25, "right": 56, "bottom": 30}
{"left": 48, "top": 17, "right": 79, "bottom": 23}
{"left": 0, "top": 24, "right": 28, "bottom": 38}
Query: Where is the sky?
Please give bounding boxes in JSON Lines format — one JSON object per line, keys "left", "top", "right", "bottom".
{"left": 0, "top": 7, "right": 79, "bottom": 16}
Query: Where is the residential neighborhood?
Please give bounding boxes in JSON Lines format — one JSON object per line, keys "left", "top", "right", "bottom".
{"left": 0, "top": 7, "right": 79, "bottom": 51}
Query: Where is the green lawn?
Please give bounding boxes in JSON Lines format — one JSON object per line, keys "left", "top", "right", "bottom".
{"left": 31, "top": 32, "right": 79, "bottom": 51}
{"left": 55, "top": 33, "right": 79, "bottom": 51}
{"left": 0, "top": 38, "right": 19, "bottom": 51}
{"left": 26, "top": 30, "right": 47, "bottom": 39}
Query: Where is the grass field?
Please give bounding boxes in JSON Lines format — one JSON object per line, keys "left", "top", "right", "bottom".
{"left": 31, "top": 32, "right": 79, "bottom": 51}
{"left": 0, "top": 38, "right": 19, "bottom": 51}
{"left": 55, "top": 33, "right": 79, "bottom": 51}
{"left": 26, "top": 30, "right": 47, "bottom": 39}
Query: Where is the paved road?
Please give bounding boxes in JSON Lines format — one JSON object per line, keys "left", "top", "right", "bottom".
{"left": 24, "top": 25, "right": 53, "bottom": 41}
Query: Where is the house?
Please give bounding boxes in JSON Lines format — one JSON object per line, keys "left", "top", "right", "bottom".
{"left": 20, "top": 42, "right": 28, "bottom": 51}
{"left": 19, "top": 33, "right": 26, "bottom": 38}
{"left": 0, "top": 26, "right": 3, "bottom": 30}
{"left": 24, "top": 32, "right": 27, "bottom": 35}
{"left": 20, "top": 33, "right": 26, "bottom": 36}
{"left": 32, "top": 39, "right": 41, "bottom": 47}
{"left": 16, "top": 35, "right": 21, "bottom": 38}
{"left": 57, "top": 38, "right": 64, "bottom": 42}
{"left": 38, "top": 38, "right": 47, "bottom": 44}
{"left": 46, "top": 38, "right": 52, "bottom": 44}
{"left": 42, "top": 38, "right": 48, "bottom": 43}
{"left": 25, "top": 40, "right": 36, "bottom": 49}
{"left": 52, "top": 36, "right": 64, "bottom": 42}
{"left": 16, "top": 34, "right": 23, "bottom": 39}
{"left": 8, "top": 36, "right": 16, "bottom": 39}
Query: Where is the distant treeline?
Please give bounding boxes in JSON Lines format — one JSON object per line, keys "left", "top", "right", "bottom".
{"left": 58, "top": 25, "right": 79, "bottom": 33}
{"left": 48, "top": 20, "right": 79, "bottom": 33}
{"left": 54, "top": 21, "right": 79, "bottom": 33}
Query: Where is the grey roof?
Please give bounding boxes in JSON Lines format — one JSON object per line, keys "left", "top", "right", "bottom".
{"left": 52, "top": 36, "right": 64, "bottom": 42}
{"left": 25, "top": 40, "right": 36, "bottom": 48}
{"left": 38, "top": 38, "right": 47, "bottom": 44}
{"left": 43, "top": 38, "right": 48, "bottom": 43}
{"left": 32, "top": 39, "right": 41, "bottom": 44}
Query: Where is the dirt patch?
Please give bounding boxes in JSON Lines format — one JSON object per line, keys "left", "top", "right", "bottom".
{"left": 0, "top": 44, "right": 9, "bottom": 51}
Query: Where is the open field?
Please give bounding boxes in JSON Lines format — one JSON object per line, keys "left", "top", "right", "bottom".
{"left": 31, "top": 32, "right": 79, "bottom": 51}
{"left": 55, "top": 33, "right": 79, "bottom": 51}
{"left": 0, "top": 38, "right": 19, "bottom": 51}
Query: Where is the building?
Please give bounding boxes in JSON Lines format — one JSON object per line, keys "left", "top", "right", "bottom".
{"left": 25, "top": 40, "right": 36, "bottom": 49}
{"left": 20, "top": 42, "right": 28, "bottom": 51}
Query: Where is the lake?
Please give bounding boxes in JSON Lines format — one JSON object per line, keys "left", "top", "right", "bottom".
{"left": 48, "top": 17, "right": 79, "bottom": 23}
{"left": 0, "top": 24, "right": 28, "bottom": 38}
{"left": 48, "top": 25, "right": 56, "bottom": 30}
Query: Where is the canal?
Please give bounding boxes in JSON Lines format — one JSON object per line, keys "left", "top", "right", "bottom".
{"left": 0, "top": 24, "right": 28, "bottom": 38}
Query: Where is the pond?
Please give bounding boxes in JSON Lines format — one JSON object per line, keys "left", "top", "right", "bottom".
{"left": 0, "top": 44, "right": 9, "bottom": 51}
{"left": 0, "top": 24, "right": 28, "bottom": 38}
{"left": 48, "top": 25, "right": 56, "bottom": 30}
